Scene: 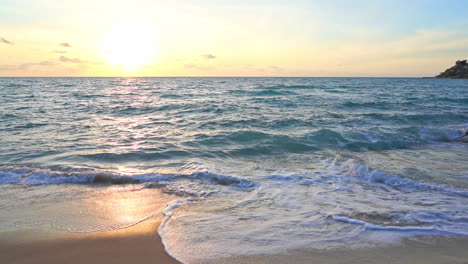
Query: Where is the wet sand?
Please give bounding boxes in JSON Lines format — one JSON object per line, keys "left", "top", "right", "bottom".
{"left": 212, "top": 236, "right": 468, "bottom": 264}
{"left": 0, "top": 219, "right": 179, "bottom": 264}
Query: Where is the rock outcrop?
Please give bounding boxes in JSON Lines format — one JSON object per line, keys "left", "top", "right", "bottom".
{"left": 435, "top": 60, "right": 468, "bottom": 78}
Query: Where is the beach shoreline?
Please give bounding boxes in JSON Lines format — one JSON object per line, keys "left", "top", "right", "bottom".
{"left": 210, "top": 235, "right": 468, "bottom": 264}
{"left": 0, "top": 218, "right": 180, "bottom": 264}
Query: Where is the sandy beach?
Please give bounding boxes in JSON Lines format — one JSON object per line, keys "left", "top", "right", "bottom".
{"left": 0, "top": 218, "right": 179, "bottom": 264}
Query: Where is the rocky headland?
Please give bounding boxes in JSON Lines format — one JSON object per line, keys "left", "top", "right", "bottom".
{"left": 435, "top": 60, "right": 468, "bottom": 78}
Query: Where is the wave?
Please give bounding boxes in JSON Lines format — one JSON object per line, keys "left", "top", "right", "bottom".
{"left": 68, "top": 125, "right": 467, "bottom": 164}
{"left": 438, "top": 97, "right": 468, "bottom": 104}
{"left": 4, "top": 83, "right": 31, "bottom": 88}
{"left": 10, "top": 158, "right": 459, "bottom": 201}
{"left": 156, "top": 157, "right": 468, "bottom": 263}
{"left": 305, "top": 125, "right": 466, "bottom": 151}
{"left": 229, "top": 89, "right": 298, "bottom": 96}
{"left": 342, "top": 101, "right": 385, "bottom": 108}
{"left": 205, "top": 126, "right": 464, "bottom": 153}
{"left": 72, "top": 150, "right": 193, "bottom": 162}
{"left": 192, "top": 131, "right": 318, "bottom": 155}
{"left": 323, "top": 159, "right": 468, "bottom": 197}
{"left": 255, "top": 84, "right": 316, "bottom": 90}
{"left": 330, "top": 214, "right": 465, "bottom": 235}
{"left": 13, "top": 122, "right": 48, "bottom": 130}
{"left": 0, "top": 165, "right": 255, "bottom": 189}
{"left": 0, "top": 113, "right": 20, "bottom": 119}
{"left": 254, "top": 90, "right": 298, "bottom": 96}
{"left": 361, "top": 112, "right": 467, "bottom": 122}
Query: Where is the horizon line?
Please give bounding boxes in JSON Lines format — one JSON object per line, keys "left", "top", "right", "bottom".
{"left": 0, "top": 76, "right": 436, "bottom": 78}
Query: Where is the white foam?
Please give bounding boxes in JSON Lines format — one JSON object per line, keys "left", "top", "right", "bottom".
{"left": 334, "top": 159, "right": 468, "bottom": 197}
{"left": 157, "top": 159, "right": 468, "bottom": 264}
{"left": 331, "top": 214, "right": 465, "bottom": 235}
{"left": 0, "top": 166, "right": 254, "bottom": 190}
{"left": 2, "top": 161, "right": 467, "bottom": 264}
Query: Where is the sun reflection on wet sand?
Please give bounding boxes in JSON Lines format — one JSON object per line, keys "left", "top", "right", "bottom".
{"left": 85, "top": 185, "right": 171, "bottom": 229}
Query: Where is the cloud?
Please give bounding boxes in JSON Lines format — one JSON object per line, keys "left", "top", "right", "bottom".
{"left": 201, "top": 54, "right": 216, "bottom": 59}
{"left": 60, "top": 43, "right": 72, "bottom": 48}
{"left": 0, "top": 65, "right": 16, "bottom": 71}
{"left": 54, "top": 50, "right": 67, "bottom": 54}
{"left": 1, "top": 38, "right": 13, "bottom": 45}
{"left": 19, "top": 61, "right": 55, "bottom": 70}
{"left": 0, "top": 55, "right": 102, "bottom": 75}
{"left": 0, "top": 61, "right": 55, "bottom": 71}
{"left": 57, "top": 56, "right": 103, "bottom": 65}
{"left": 59, "top": 56, "right": 82, "bottom": 63}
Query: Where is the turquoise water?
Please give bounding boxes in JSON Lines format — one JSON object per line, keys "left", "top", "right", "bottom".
{"left": 1, "top": 77, "right": 467, "bottom": 263}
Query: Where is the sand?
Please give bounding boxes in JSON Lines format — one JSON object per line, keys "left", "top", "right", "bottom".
{"left": 2, "top": 219, "right": 468, "bottom": 264}
{"left": 0, "top": 219, "right": 180, "bottom": 264}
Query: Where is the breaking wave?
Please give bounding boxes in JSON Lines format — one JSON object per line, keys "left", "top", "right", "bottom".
{"left": 0, "top": 165, "right": 255, "bottom": 190}
{"left": 326, "top": 159, "right": 468, "bottom": 197}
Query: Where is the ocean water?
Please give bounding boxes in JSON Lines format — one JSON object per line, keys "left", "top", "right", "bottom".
{"left": 0, "top": 77, "right": 467, "bottom": 263}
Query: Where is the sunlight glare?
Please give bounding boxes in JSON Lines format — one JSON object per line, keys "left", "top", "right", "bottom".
{"left": 101, "top": 20, "right": 156, "bottom": 69}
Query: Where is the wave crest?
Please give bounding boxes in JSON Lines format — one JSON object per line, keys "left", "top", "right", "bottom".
{"left": 327, "top": 159, "right": 468, "bottom": 197}
{"left": 0, "top": 165, "right": 255, "bottom": 189}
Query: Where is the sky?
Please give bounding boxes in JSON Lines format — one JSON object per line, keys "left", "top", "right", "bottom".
{"left": 1, "top": 0, "right": 468, "bottom": 77}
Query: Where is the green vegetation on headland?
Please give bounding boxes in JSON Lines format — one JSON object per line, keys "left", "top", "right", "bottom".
{"left": 435, "top": 60, "right": 468, "bottom": 78}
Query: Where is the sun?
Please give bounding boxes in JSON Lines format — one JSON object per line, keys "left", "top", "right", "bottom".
{"left": 101, "top": 20, "right": 156, "bottom": 69}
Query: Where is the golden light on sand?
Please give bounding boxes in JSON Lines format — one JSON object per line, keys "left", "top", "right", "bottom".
{"left": 101, "top": 20, "right": 156, "bottom": 69}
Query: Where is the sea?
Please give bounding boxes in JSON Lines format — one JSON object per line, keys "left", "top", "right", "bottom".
{"left": 0, "top": 77, "right": 467, "bottom": 263}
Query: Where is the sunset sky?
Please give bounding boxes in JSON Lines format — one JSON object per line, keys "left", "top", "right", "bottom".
{"left": 1, "top": 0, "right": 468, "bottom": 77}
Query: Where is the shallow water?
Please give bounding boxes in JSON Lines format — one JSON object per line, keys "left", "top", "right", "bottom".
{"left": 0, "top": 77, "right": 467, "bottom": 263}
